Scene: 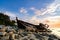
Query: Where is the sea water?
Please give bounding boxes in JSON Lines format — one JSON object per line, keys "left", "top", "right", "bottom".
{"left": 50, "top": 28, "right": 60, "bottom": 39}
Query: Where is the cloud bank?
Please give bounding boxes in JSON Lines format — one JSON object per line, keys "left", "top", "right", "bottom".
{"left": 43, "top": 16, "right": 60, "bottom": 28}
{"left": 28, "top": 0, "right": 60, "bottom": 28}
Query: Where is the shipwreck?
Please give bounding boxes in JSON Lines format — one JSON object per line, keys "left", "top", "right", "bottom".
{"left": 16, "top": 17, "right": 51, "bottom": 32}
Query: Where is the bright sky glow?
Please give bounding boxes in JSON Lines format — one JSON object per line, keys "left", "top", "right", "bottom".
{"left": 0, "top": 0, "right": 60, "bottom": 28}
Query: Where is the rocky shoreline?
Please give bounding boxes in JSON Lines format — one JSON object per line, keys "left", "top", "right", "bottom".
{"left": 0, "top": 25, "right": 59, "bottom": 40}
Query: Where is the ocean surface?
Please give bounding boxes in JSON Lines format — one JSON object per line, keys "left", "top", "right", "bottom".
{"left": 50, "top": 28, "right": 60, "bottom": 39}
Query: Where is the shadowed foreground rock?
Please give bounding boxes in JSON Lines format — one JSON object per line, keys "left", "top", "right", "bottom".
{"left": 0, "top": 25, "right": 59, "bottom": 40}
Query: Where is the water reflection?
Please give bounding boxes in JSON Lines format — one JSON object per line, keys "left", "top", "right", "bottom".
{"left": 50, "top": 28, "right": 60, "bottom": 39}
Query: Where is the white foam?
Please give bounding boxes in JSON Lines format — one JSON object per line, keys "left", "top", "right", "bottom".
{"left": 50, "top": 28, "right": 60, "bottom": 39}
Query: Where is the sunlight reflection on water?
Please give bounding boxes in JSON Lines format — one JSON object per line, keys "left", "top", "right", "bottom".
{"left": 50, "top": 28, "right": 60, "bottom": 39}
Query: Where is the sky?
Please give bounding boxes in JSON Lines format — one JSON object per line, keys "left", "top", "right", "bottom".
{"left": 0, "top": 0, "right": 60, "bottom": 28}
